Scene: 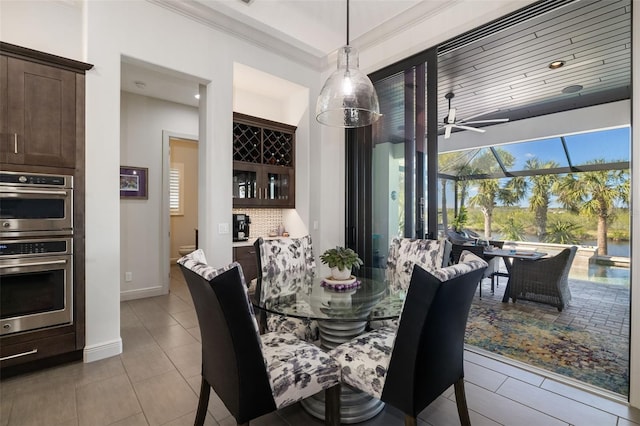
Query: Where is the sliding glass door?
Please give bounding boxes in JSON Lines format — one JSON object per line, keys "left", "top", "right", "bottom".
{"left": 346, "top": 50, "right": 438, "bottom": 267}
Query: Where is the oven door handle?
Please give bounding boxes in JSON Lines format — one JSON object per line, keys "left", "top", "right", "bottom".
{"left": 0, "top": 189, "right": 69, "bottom": 196}
{"left": 0, "top": 259, "right": 67, "bottom": 268}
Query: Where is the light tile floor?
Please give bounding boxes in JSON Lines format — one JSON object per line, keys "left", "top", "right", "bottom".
{"left": 1, "top": 266, "right": 638, "bottom": 426}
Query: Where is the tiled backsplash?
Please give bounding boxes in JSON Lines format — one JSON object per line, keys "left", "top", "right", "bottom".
{"left": 233, "top": 208, "right": 283, "bottom": 238}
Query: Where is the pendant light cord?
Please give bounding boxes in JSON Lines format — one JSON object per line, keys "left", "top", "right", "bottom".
{"left": 346, "top": 0, "right": 350, "bottom": 45}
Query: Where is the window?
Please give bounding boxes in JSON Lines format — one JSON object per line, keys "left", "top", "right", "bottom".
{"left": 170, "top": 163, "right": 184, "bottom": 216}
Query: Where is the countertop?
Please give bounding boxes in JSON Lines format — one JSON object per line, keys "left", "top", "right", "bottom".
{"left": 232, "top": 236, "right": 285, "bottom": 248}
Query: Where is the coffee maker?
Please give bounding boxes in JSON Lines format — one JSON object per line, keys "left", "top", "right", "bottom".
{"left": 232, "top": 213, "right": 250, "bottom": 241}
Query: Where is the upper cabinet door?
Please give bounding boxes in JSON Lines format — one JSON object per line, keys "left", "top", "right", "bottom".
{"left": 3, "top": 57, "right": 77, "bottom": 168}
{"left": 232, "top": 113, "right": 296, "bottom": 208}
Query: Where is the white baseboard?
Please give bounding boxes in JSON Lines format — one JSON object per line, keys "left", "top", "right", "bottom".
{"left": 120, "top": 285, "right": 167, "bottom": 301}
{"left": 83, "top": 338, "right": 122, "bottom": 363}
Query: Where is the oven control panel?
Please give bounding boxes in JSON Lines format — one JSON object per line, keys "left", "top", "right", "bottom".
{"left": 0, "top": 171, "right": 72, "bottom": 188}
{"left": 0, "top": 239, "right": 72, "bottom": 257}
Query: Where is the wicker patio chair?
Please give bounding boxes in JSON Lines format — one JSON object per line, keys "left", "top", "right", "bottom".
{"left": 509, "top": 246, "right": 577, "bottom": 312}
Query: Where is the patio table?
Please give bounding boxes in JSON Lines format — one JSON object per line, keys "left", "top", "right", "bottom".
{"left": 482, "top": 248, "right": 547, "bottom": 302}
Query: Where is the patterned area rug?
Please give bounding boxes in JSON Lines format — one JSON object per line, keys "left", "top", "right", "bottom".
{"left": 465, "top": 304, "right": 630, "bottom": 396}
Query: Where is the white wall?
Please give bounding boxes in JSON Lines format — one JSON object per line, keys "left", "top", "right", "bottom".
{"left": 119, "top": 92, "right": 198, "bottom": 300}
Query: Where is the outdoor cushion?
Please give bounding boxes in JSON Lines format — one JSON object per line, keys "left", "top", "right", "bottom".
{"left": 432, "top": 251, "right": 488, "bottom": 281}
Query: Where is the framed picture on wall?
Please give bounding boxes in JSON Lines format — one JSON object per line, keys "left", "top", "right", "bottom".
{"left": 120, "top": 166, "right": 148, "bottom": 199}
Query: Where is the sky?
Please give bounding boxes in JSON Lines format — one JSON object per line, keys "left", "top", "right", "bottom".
{"left": 443, "top": 126, "right": 631, "bottom": 208}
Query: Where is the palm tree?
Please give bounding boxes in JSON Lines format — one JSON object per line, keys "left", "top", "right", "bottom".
{"left": 456, "top": 163, "right": 477, "bottom": 209}
{"left": 554, "top": 160, "right": 629, "bottom": 255}
{"left": 438, "top": 152, "right": 461, "bottom": 231}
{"left": 500, "top": 216, "right": 526, "bottom": 241}
{"left": 468, "top": 149, "right": 516, "bottom": 238}
{"left": 525, "top": 158, "right": 559, "bottom": 240}
{"left": 545, "top": 219, "right": 581, "bottom": 244}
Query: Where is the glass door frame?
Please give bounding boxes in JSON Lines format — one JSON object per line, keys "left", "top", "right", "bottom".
{"left": 345, "top": 48, "right": 438, "bottom": 265}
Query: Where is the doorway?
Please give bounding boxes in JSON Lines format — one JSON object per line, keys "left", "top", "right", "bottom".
{"left": 162, "top": 132, "right": 198, "bottom": 291}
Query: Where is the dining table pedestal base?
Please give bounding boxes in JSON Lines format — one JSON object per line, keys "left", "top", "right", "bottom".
{"left": 300, "top": 319, "right": 385, "bottom": 423}
{"left": 301, "top": 384, "right": 385, "bottom": 424}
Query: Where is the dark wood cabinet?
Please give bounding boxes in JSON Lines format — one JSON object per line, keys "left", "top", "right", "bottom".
{"left": 0, "top": 42, "right": 92, "bottom": 375}
{"left": 232, "top": 113, "right": 296, "bottom": 208}
{"left": 233, "top": 245, "right": 258, "bottom": 283}
{"left": 0, "top": 50, "right": 85, "bottom": 169}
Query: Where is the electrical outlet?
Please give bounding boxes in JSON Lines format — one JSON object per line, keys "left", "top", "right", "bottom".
{"left": 125, "top": 272, "right": 132, "bottom": 282}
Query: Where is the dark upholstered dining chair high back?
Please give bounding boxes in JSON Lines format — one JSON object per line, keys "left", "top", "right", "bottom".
{"left": 330, "top": 252, "right": 488, "bottom": 426}
{"left": 177, "top": 250, "right": 340, "bottom": 426}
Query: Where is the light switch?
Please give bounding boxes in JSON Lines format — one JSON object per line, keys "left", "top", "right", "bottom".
{"left": 218, "top": 223, "right": 230, "bottom": 234}
{"left": 313, "top": 220, "right": 319, "bottom": 230}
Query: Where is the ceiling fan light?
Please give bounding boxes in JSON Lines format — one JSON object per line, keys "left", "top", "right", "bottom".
{"left": 548, "top": 60, "right": 565, "bottom": 70}
{"left": 316, "top": 46, "right": 381, "bottom": 128}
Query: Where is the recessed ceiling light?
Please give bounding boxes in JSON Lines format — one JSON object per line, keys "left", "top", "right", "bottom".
{"left": 134, "top": 81, "right": 146, "bottom": 89}
{"left": 194, "top": 94, "right": 200, "bottom": 100}
{"left": 562, "top": 84, "right": 583, "bottom": 94}
{"left": 548, "top": 60, "right": 565, "bottom": 70}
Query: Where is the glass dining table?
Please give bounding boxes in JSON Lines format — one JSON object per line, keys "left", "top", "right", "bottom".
{"left": 252, "top": 267, "right": 404, "bottom": 424}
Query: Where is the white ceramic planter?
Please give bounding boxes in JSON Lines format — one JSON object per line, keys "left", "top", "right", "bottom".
{"left": 331, "top": 267, "right": 352, "bottom": 280}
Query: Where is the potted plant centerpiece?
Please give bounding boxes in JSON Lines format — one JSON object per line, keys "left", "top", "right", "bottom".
{"left": 320, "top": 246, "right": 364, "bottom": 281}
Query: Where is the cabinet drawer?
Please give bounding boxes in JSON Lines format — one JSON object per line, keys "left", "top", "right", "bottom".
{"left": 234, "top": 246, "right": 258, "bottom": 282}
{"left": 0, "top": 332, "right": 76, "bottom": 368}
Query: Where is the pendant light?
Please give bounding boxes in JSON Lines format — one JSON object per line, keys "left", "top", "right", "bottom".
{"left": 316, "top": 0, "right": 381, "bottom": 128}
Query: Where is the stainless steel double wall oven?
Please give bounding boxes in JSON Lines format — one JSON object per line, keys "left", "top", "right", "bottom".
{"left": 0, "top": 171, "right": 74, "bottom": 337}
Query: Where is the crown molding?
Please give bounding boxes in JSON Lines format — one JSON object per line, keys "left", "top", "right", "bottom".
{"left": 354, "top": 0, "right": 461, "bottom": 53}
{"left": 147, "top": 0, "right": 324, "bottom": 70}
{"left": 147, "top": 0, "right": 466, "bottom": 73}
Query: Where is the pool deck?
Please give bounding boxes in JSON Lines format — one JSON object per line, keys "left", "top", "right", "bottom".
{"left": 474, "top": 272, "right": 631, "bottom": 340}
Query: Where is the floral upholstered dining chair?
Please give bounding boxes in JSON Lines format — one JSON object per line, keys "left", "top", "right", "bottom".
{"left": 330, "top": 251, "right": 488, "bottom": 426}
{"left": 254, "top": 236, "right": 319, "bottom": 341}
{"left": 370, "top": 237, "right": 451, "bottom": 329}
{"left": 177, "top": 250, "right": 340, "bottom": 426}
{"left": 385, "top": 237, "right": 451, "bottom": 292}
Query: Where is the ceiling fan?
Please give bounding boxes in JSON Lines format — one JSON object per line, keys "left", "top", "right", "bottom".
{"left": 441, "top": 92, "right": 509, "bottom": 139}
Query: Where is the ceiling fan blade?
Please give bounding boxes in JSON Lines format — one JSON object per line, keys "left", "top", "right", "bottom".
{"left": 461, "top": 118, "right": 509, "bottom": 124}
{"left": 453, "top": 124, "right": 486, "bottom": 133}
{"left": 445, "top": 125, "right": 452, "bottom": 139}
{"left": 447, "top": 108, "right": 456, "bottom": 124}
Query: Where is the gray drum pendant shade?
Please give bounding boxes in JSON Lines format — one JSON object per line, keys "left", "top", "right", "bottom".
{"left": 315, "top": 2, "right": 381, "bottom": 128}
